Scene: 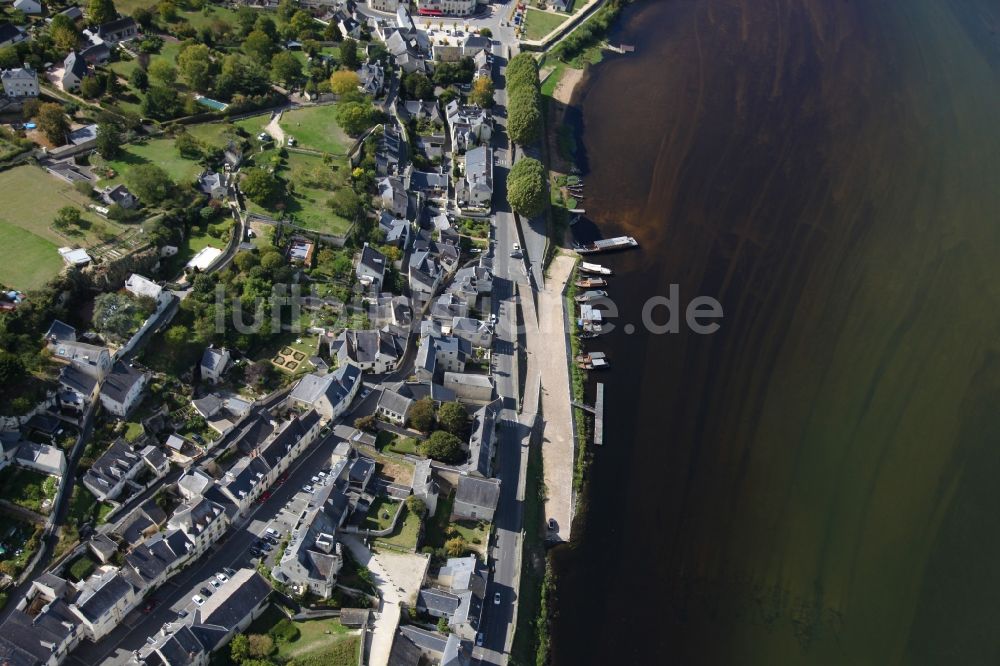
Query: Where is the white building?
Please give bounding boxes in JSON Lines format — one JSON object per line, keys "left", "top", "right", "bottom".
{"left": 0, "top": 67, "right": 38, "bottom": 98}
{"left": 99, "top": 361, "right": 148, "bottom": 418}
{"left": 459, "top": 146, "right": 493, "bottom": 208}
{"left": 416, "top": 0, "right": 478, "bottom": 17}
{"left": 288, "top": 366, "right": 363, "bottom": 421}
{"left": 199, "top": 346, "right": 231, "bottom": 384}
{"left": 125, "top": 273, "right": 165, "bottom": 303}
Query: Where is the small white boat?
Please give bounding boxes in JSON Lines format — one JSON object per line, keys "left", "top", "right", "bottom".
{"left": 580, "top": 262, "right": 612, "bottom": 275}
{"left": 575, "top": 290, "right": 608, "bottom": 303}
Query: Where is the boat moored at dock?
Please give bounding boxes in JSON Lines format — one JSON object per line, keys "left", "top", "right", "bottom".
{"left": 575, "top": 236, "right": 639, "bottom": 254}
{"left": 580, "top": 262, "right": 613, "bottom": 275}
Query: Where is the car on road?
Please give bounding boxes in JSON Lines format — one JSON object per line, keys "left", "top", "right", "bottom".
{"left": 142, "top": 599, "right": 156, "bottom": 613}
{"left": 216, "top": 572, "right": 229, "bottom": 583}
{"left": 548, "top": 518, "right": 558, "bottom": 531}
{"left": 192, "top": 595, "right": 205, "bottom": 606}
{"left": 494, "top": 592, "right": 502, "bottom": 605}
{"left": 476, "top": 632, "right": 484, "bottom": 647}
{"left": 490, "top": 313, "right": 498, "bottom": 325}
{"left": 360, "top": 388, "right": 371, "bottom": 399}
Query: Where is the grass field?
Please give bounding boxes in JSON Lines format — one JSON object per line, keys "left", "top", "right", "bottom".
{"left": 186, "top": 122, "right": 243, "bottom": 149}
{"left": 424, "top": 492, "right": 490, "bottom": 554}
{"left": 159, "top": 221, "right": 227, "bottom": 280}
{"left": 0, "top": 165, "right": 129, "bottom": 290}
{"left": 93, "top": 137, "right": 205, "bottom": 188}
{"left": 279, "top": 105, "right": 351, "bottom": 155}
{"left": 523, "top": 8, "right": 568, "bottom": 41}
{"left": 276, "top": 618, "right": 360, "bottom": 665}
{"left": 375, "top": 505, "right": 421, "bottom": 551}
{"left": 246, "top": 151, "right": 352, "bottom": 236}
{"left": 108, "top": 40, "right": 184, "bottom": 80}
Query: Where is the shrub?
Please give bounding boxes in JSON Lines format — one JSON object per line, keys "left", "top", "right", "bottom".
{"left": 269, "top": 617, "right": 300, "bottom": 643}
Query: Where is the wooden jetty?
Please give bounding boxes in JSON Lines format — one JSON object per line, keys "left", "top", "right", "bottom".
{"left": 571, "top": 382, "right": 606, "bottom": 445}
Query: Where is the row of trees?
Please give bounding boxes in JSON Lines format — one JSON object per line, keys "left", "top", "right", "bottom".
{"left": 506, "top": 53, "right": 543, "bottom": 146}
{"left": 507, "top": 157, "right": 547, "bottom": 218}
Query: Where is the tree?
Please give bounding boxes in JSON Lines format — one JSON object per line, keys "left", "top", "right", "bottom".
{"left": 95, "top": 121, "right": 122, "bottom": 159}
{"left": 327, "top": 187, "right": 361, "bottom": 219}
{"left": 141, "top": 85, "right": 180, "bottom": 120}
{"left": 354, "top": 414, "right": 377, "bottom": 432}
{"left": 87, "top": 0, "right": 117, "bottom": 26}
{"left": 329, "top": 70, "right": 359, "bottom": 95}
{"left": 409, "top": 397, "right": 435, "bottom": 432}
{"left": 270, "top": 51, "right": 301, "bottom": 87}
{"left": 505, "top": 53, "right": 539, "bottom": 89}
{"left": 402, "top": 71, "right": 433, "bottom": 100}
{"left": 437, "top": 616, "right": 450, "bottom": 633}
{"left": 127, "top": 164, "right": 175, "bottom": 204}
{"left": 322, "top": 21, "right": 341, "bottom": 42}
{"left": 245, "top": 634, "right": 274, "bottom": 658}
{"left": 157, "top": 0, "right": 177, "bottom": 22}
{"left": 420, "top": 430, "right": 464, "bottom": 463}
{"left": 507, "top": 157, "right": 547, "bottom": 217}
{"left": 228, "top": 634, "right": 250, "bottom": 664}
{"left": 469, "top": 76, "right": 494, "bottom": 108}
{"left": 148, "top": 59, "right": 177, "bottom": 85}
{"left": 507, "top": 89, "right": 542, "bottom": 146}
{"left": 335, "top": 100, "right": 374, "bottom": 136}
{"left": 339, "top": 37, "right": 360, "bottom": 70}
{"left": 174, "top": 131, "right": 202, "bottom": 159}
{"left": 241, "top": 167, "right": 283, "bottom": 206}
{"left": 437, "top": 401, "right": 469, "bottom": 438}
{"left": 444, "top": 535, "right": 467, "bottom": 557}
{"left": 79, "top": 74, "right": 104, "bottom": 99}
{"left": 37, "top": 103, "right": 69, "bottom": 145}
{"left": 243, "top": 28, "right": 275, "bottom": 64}
{"left": 290, "top": 9, "right": 316, "bottom": 37}
{"left": 129, "top": 67, "right": 148, "bottom": 91}
{"left": 177, "top": 43, "right": 214, "bottom": 91}
{"left": 164, "top": 325, "right": 194, "bottom": 367}
{"left": 132, "top": 6, "right": 154, "bottom": 29}
{"left": 50, "top": 16, "right": 79, "bottom": 53}
{"left": 479, "top": 27, "right": 492, "bottom": 38}
{"left": 0, "top": 352, "right": 26, "bottom": 385}
{"left": 0, "top": 46, "right": 18, "bottom": 70}
{"left": 406, "top": 495, "right": 427, "bottom": 519}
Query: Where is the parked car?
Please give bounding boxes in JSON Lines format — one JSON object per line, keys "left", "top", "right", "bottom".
{"left": 266, "top": 528, "right": 280, "bottom": 538}
{"left": 302, "top": 484, "right": 314, "bottom": 494}
{"left": 210, "top": 579, "right": 221, "bottom": 589}
{"left": 177, "top": 609, "right": 189, "bottom": 619}
{"left": 216, "top": 572, "right": 229, "bottom": 583}
{"left": 249, "top": 547, "right": 262, "bottom": 557}
{"left": 222, "top": 567, "right": 236, "bottom": 577}
{"left": 493, "top": 592, "right": 501, "bottom": 605}
{"left": 476, "top": 632, "right": 484, "bottom": 647}
{"left": 146, "top": 636, "right": 157, "bottom": 645}
{"left": 192, "top": 595, "right": 205, "bottom": 606}
{"left": 490, "top": 313, "right": 498, "bottom": 325}
{"left": 547, "top": 518, "right": 558, "bottom": 531}
{"left": 311, "top": 476, "right": 320, "bottom": 484}
{"left": 199, "top": 587, "right": 213, "bottom": 597}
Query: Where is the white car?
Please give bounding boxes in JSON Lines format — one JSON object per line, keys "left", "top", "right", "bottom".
{"left": 216, "top": 573, "right": 229, "bottom": 583}
{"left": 210, "top": 579, "right": 221, "bottom": 589}
{"left": 192, "top": 595, "right": 205, "bottom": 606}
{"left": 302, "top": 484, "right": 314, "bottom": 494}
{"left": 493, "top": 592, "right": 501, "bottom": 605}
{"left": 490, "top": 313, "right": 498, "bottom": 325}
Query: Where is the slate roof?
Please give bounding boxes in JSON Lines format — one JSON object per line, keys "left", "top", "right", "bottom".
{"left": 418, "top": 587, "right": 461, "bottom": 615}
{"left": 60, "top": 364, "right": 98, "bottom": 395}
{"left": 74, "top": 570, "right": 135, "bottom": 623}
{"left": 101, "top": 361, "right": 145, "bottom": 406}
{"left": 64, "top": 50, "right": 87, "bottom": 79}
{"left": 454, "top": 475, "right": 500, "bottom": 513}
{"left": 83, "top": 438, "right": 141, "bottom": 494}
{"left": 290, "top": 365, "right": 362, "bottom": 408}
{"left": 377, "top": 388, "right": 413, "bottom": 417}
{"left": 359, "top": 243, "right": 387, "bottom": 276}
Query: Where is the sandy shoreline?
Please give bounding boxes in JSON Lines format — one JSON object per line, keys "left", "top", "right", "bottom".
{"left": 551, "top": 64, "right": 586, "bottom": 105}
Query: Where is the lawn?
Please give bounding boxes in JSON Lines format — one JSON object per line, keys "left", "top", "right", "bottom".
{"left": 279, "top": 105, "right": 351, "bottom": 155}
{"left": 246, "top": 151, "right": 353, "bottom": 236}
{"left": 424, "top": 492, "right": 490, "bottom": 555}
{"left": 375, "top": 505, "right": 422, "bottom": 551}
{"left": 93, "top": 137, "right": 205, "bottom": 188}
{"left": 186, "top": 121, "right": 244, "bottom": 149}
{"left": 0, "top": 165, "right": 128, "bottom": 290}
{"left": 387, "top": 436, "right": 419, "bottom": 455}
{"left": 524, "top": 8, "right": 568, "bottom": 41}
{"left": 364, "top": 496, "right": 402, "bottom": 532}
{"left": 275, "top": 618, "right": 361, "bottom": 666}
{"left": 0, "top": 466, "right": 57, "bottom": 515}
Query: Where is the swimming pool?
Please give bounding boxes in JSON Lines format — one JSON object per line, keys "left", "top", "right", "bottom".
{"left": 196, "top": 96, "right": 229, "bottom": 111}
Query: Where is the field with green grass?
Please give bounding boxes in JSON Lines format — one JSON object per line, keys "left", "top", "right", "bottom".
{"left": 523, "top": 8, "right": 568, "bottom": 41}
{"left": 424, "top": 492, "right": 490, "bottom": 554}
{"left": 0, "top": 165, "right": 129, "bottom": 290}
{"left": 245, "top": 151, "right": 353, "bottom": 236}
{"left": 186, "top": 121, "right": 244, "bottom": 149}
{"left": 279, "top": 105, "right": 351, "bottom": 155}
{"left": 280, "top": 620, "right": 360, "bottom": 665}
{"left": 159, "top": 221, "right": 228, "bottom": 280}
{"left": 92, "top": 137, "right": 205, "bottom": 188}
{"left": 375, "top": 505, "right": 422, "bottom": 550}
